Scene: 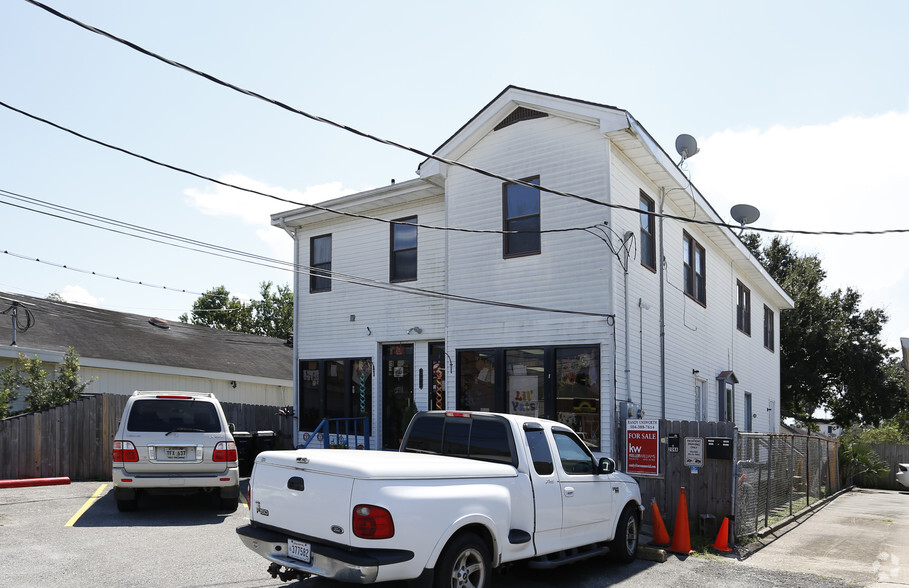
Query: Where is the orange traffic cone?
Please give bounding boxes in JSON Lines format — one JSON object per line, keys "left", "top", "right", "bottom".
{"left": 650, "top": 499, "right": 670, "bottom": 546}
{"left": 712, "top": 517, "right": 733, "bottom": 552}
{"left": 668, "top": 488, "right": 692, "bottom": 555}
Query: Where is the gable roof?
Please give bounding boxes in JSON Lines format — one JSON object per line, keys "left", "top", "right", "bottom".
{"left": 417, "top": 85, "right": 793, "bottom": 310}
{"left": 0, "top": 291, "right": 292, "bottom": 383}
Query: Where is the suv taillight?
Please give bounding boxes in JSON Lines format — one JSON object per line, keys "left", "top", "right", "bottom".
{"left": 213, "top": 441, "right": 238, "bottom": 462}
{"left": 113, "top": 440, "right": 139, "bottom": 462}
{"left": 353, "top": 504, "right": 395, "bottom": 539}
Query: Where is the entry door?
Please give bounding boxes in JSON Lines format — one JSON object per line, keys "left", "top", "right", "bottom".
{"left": 382, "top": 344, "right": 414, "bottom": 450}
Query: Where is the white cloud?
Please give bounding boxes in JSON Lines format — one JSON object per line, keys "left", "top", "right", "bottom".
{"left": 60, "top": 285, "right": 103, "bottom": 307}
{"left": 184, "top": 174, "right": 360, "bottom": 260}
{"left": 688, "top": 110, "right": 909, "bottom": 349}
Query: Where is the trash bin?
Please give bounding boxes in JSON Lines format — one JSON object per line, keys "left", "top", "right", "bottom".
{"left": 233, "top": 431, "right": 253, "bottom": 477}
{"left": 254, "top": 430, "right": 277, "bottom": 455}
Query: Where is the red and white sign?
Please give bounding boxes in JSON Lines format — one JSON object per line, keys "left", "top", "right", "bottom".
{"left": 626, "top": 419, "right": 660, "bottom": 475}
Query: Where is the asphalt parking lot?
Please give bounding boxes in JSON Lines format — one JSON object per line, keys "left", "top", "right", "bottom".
{"left": 1, "top": 481, "right": 905, "bottom": 587}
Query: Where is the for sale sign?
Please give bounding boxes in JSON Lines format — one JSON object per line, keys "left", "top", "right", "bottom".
{"left": 626, "top": 419, "right": 660, "bottom": 475}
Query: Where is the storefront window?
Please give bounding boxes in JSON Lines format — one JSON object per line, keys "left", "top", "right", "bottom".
{"left": 457, "top": 350, "right": 497, "bottom": 412}
{"left": 555, "top": 347, "right": 599, "bottom": 449}
{"left": 505, "top": 349, "right": 544, "bottom": 417}
{"left": 298, "top": 358, "right": 373, "bottom": 431}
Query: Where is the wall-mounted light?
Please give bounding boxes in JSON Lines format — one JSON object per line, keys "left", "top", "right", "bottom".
{"left": 230, "top": 381, "right": 237, "bottom": 388}
{"left": 407, "top": 326, "right": 423, "bottom": 335}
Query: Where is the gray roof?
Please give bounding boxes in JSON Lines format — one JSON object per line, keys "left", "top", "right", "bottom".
{"left": 0, "top": 291, "right": 292, "bottom": 381}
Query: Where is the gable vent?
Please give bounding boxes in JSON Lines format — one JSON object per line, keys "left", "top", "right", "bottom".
{"left": 494, "top": 107, "right": 547, "bottom": 131}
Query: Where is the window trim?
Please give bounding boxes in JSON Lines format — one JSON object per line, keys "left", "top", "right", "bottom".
{"left": 502, "top": 176, "right": 541, "bottom": 258}
{"left": 683, "top": 232, "right": 706, "bottom": 306}
{"left": 639, "top": 191, "right": 656, "bottom": 272}
{"left": 309, "top": 234, "right": 332, "bottom": 293}
{"left": 390, "top": 216, "right": 418, "bottom": 282}
{"left": 736, "top": 280, "right": 751, "bottom": 335}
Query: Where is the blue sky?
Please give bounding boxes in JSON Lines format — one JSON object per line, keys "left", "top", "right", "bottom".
{"left": 2, "top": 0, "right": 908, "bottom": 350}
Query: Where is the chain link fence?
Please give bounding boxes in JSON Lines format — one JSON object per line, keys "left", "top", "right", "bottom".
{"left": 735, "top": 433, "right": 840, "bottom": 538}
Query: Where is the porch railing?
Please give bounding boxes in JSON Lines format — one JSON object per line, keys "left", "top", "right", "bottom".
{"left": 300, "top": 417, "right": 371, "bottom": 450}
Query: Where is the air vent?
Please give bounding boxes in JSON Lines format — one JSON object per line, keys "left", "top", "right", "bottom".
{"left": 148, "top": 317, "right": 170, "bottom": 329}
{"left": 494, "top": 107, "right": 547, "bottom": 131}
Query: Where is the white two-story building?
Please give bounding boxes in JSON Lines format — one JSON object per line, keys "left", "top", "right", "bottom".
{"left": 272, "top": 86, "right": 794, "bottom": 455}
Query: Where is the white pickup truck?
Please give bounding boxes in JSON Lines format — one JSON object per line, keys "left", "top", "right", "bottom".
{"left": 237, "top": 411, "right": 643, "bottom": 587}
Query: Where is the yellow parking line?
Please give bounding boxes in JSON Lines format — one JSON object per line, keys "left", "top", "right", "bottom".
{"left": 65, "top": 483, "right": 108, "bottom": 527}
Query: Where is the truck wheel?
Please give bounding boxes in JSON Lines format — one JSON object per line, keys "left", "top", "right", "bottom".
{"left": 609, "top": 504, "right": 639, "bottom": 563}
{"left": 434, "top": 532, "right": 490, "bottom": 588}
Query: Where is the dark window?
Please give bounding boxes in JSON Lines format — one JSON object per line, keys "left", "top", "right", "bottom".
{"left": 736, "top": 281, "right": 751, "bottom": 335}
{"left": 298, "top": 358, "right": 373, "bottom": 432}
{"left": 403, "top": 414, "right": 514, "bottom": 466}
{"left": 310, "top": 234, "right": 332, "bottom": 293}
{"left": 503, "top": 177, "right": 541, "bottom": 257}
{"left": 127, "top": 400, "right": 221, "bottom": 433}
{"left": 764, "top": 305, "right": 775, "bottom": 351}
{"left": 390, "top": 217, "right": 417, "bottom": 282}
{"left": 524, "top": 426, "right": 555, "bottom": 476}
{"left": 457, "top": 345, "right": 601, "bottom": 450}
{"left": 402, "top": 413, "right": 444, "bottom": 454}
{"left": 640, "top": 192, "right": 656, "bottom": 271}
{"left": 683, "top": 232, "right": 706, "bottom": 305}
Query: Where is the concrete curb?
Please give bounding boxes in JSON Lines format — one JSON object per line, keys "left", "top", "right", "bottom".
{"left": 0, "top": 476, "right": 71, "bottom": 489}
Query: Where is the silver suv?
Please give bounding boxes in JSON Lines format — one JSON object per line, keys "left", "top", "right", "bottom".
{"left": 112, "top": 391, "right": 240, "bottom": 512}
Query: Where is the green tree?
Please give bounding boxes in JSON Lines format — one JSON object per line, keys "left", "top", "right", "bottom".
{"left": 3, "top": 347, "right": 91, "bottom": 414}
{"left": 742, "top": 235, "right": 907, "bottom": 426}
{"left": 0, "top": 363, "right": 18, "bottom": 419}
{"left": 180, "top": 281, "right": 292, "bottom": 340}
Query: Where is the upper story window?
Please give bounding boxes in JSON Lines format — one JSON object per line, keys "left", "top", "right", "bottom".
{"left": 736, "top": 281, "right": 751, "bottom": 335}
{"left": 763, "top": 305, "right": 775, "bottom": 351}
{"left": 310, "top": 234, "right": 332, "bottom": 293}
{"left": 640, "top": 191, "right": 656, "bottom": 272}
{"left": 683, "top": 232, "right": 706, "bottom": 305}
{"left": 390, "top": 216, "right": 417, "bottom": 282}
{"left": 503, "top": 177, "right": 540, "bottom": 258}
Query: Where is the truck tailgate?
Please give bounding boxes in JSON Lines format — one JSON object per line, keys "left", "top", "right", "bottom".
{"left": 249, "top": 451, "right": 355, "bottom": 546}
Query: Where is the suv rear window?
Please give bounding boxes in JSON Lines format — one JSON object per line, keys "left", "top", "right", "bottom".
{"left": 126, "top": 399, "right": 221, "bottom": 433}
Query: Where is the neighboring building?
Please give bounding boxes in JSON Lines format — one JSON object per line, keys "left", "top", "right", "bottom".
{"left": 0, "top": 291, "right": 292, "bottom": 414}
{"left": 272, "top": 86, "right": 794, "bottom": 455}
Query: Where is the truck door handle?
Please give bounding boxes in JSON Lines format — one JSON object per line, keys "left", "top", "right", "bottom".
{"left": 564, "top": 486, "right": 574, "bottom": 497}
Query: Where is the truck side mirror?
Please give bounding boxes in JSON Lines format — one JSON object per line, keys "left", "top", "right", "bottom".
{"left": 598, "top": 457, "right": 616, "bottom": 475}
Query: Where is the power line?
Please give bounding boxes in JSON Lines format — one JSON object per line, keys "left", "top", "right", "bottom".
{"left": 0, "top": 188, "right": 612, "bottom": 319}
{"left": 11, "top": 2, "right": 909, "bottom": 239}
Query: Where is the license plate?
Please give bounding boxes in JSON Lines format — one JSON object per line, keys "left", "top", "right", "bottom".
{"left": 165, "top": 448, "right": 187, "bottom": 459}
{"left": 287, "top": 538, "right": 312, "bottom": 564}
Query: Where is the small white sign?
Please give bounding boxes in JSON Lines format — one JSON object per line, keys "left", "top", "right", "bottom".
{"left": 684, "top": 437, "right": 704, "bottom": 466}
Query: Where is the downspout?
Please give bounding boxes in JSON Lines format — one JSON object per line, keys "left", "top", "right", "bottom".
{"left": 623, "top": 247, "right": 632, "bottom": 404}
{"left": 659, "top": 187, "right": 667, "bottom": 419}
{"left": 278, "top": 216, "right": 300, "bottom": 445}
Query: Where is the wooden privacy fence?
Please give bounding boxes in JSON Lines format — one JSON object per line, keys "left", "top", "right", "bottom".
{"left": 0, "top": 393, "right": 295, "bottom": 482}
{"left": 858, "top": 443, "right": 909, "bottom": 491}
{"left": 629, "top": 420, "right": 736, "bottom": 542}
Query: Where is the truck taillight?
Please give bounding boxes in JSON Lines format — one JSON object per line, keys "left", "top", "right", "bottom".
{"left": 113, "top": 440, "right": 139, "bottom": 462}
{"left": 213, "top": 441, "right": 238, "bottom": 462}
{"left": 353, "top": 505, "right": 395, "bottom": 539}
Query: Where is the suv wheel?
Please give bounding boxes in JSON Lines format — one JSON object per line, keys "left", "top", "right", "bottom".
{"left": 219, "top": 495, "right": 239, "bottom": 512}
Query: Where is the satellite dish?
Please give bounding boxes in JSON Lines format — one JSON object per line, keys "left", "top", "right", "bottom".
{"left": 730, "top": 204, "right": 761, "bottom": 226}
{"left": 675, "top": 134, "right": 700, "bottom": 162}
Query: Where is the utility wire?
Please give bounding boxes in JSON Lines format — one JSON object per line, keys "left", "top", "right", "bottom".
{"left": 0, "top": 188, "right": 611, "bottom": 319}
